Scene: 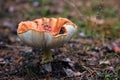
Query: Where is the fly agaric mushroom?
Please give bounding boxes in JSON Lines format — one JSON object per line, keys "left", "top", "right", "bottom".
{"left": 17, "top": 17, "right": 77, "bottom": 64}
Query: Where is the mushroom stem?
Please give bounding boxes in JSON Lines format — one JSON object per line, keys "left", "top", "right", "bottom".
{"left": 41, "top": 48, "right": 53, "bottom": 64}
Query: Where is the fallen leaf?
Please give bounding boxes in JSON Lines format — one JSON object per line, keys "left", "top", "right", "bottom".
{"left": 99, "top": 60, "right": 110, "bottom": 65}
{"left": 111, "top": 42, "right": 120, "bottom": 52}
{"left": 63, "top": 68, "right": 75, "bottom": 77}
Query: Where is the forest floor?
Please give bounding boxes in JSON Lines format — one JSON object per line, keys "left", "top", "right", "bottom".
{"left": 0, "top": 0, "right": 120, "bottom": 80}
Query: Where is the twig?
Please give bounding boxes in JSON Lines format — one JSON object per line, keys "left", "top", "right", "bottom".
{"left": 82, "top": 65, "right": 98, "bottom": 80}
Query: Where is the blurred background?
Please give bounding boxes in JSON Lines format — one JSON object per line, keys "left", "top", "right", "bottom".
{"left": 0, "top": 0, "right": 120, "bottom": 39}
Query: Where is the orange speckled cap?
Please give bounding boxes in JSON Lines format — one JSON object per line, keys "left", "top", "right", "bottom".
{"left": 17, "top": 18, "right": 74, "bottom": 35}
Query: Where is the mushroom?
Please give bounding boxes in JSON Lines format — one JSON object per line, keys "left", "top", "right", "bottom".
{"left": 17, "top": 17, "right": 77, "bottom": 64}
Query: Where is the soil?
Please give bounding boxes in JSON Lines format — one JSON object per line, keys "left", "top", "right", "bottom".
{"left": 0, "top": 0, "right": 120, "bottom": 80}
